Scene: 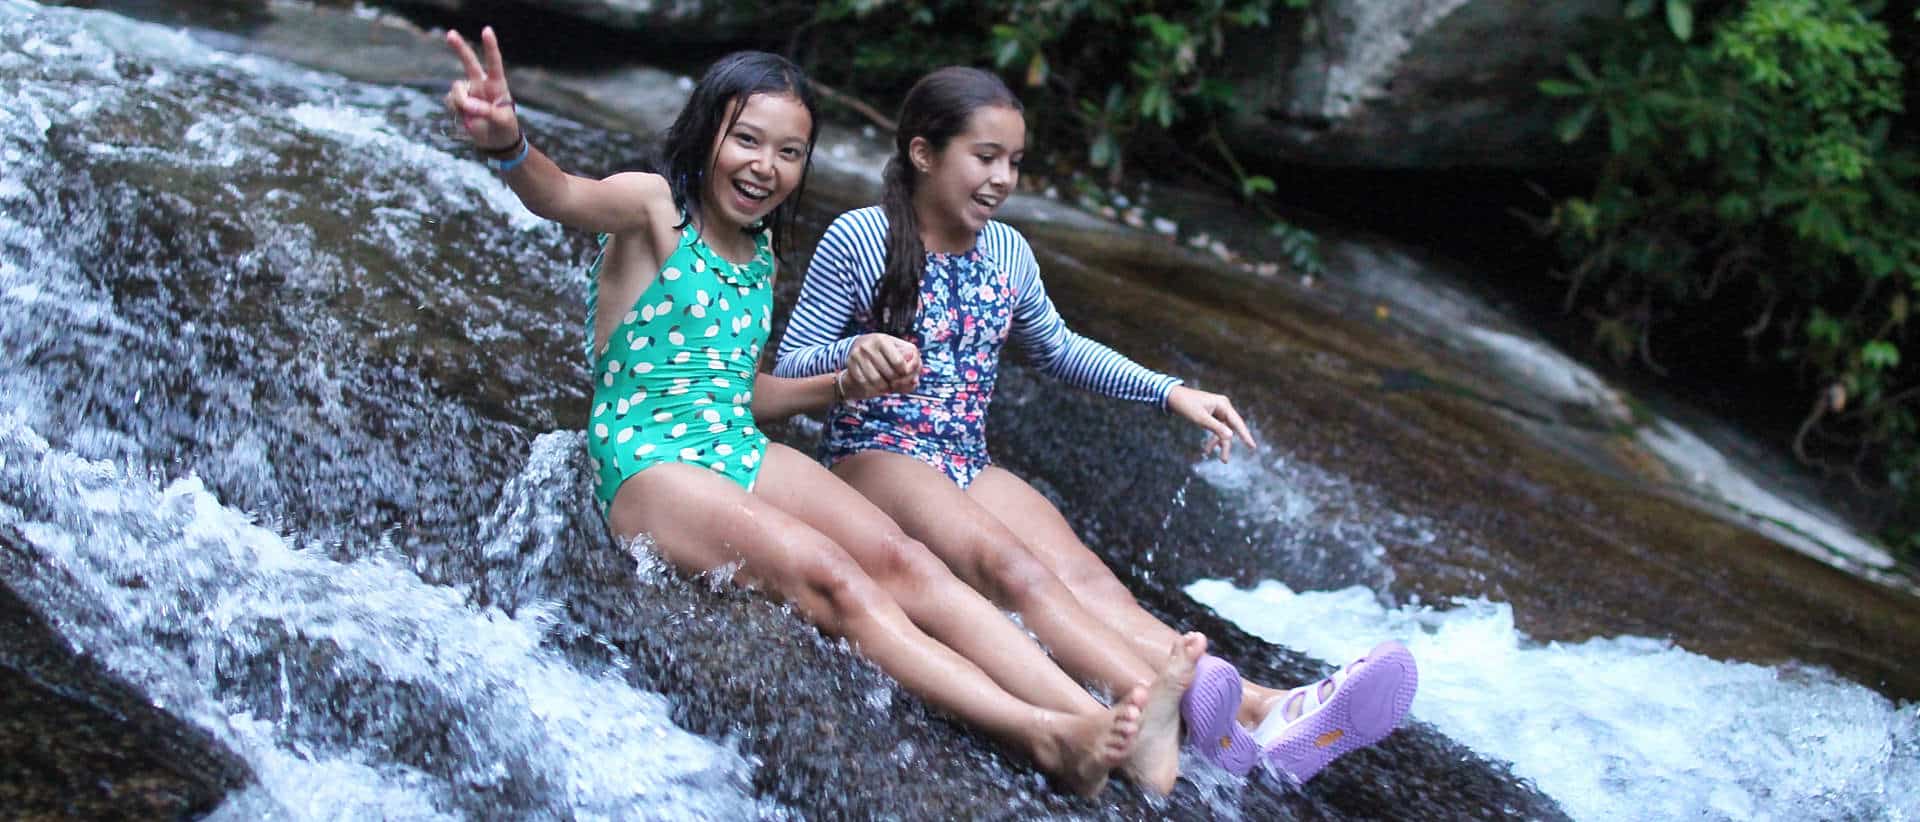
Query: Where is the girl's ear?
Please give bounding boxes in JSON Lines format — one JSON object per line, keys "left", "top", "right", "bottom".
{"left": 908, "top": 136, "right": 934, "bottom": 176}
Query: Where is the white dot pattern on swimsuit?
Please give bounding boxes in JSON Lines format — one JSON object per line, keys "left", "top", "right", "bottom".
{"left": 582, "top": 221, "right": 776, "bottom": 511}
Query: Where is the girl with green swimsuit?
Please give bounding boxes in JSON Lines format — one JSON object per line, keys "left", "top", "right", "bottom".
{"left": 442, "top": 28, "right": 1204, "bottom": 796}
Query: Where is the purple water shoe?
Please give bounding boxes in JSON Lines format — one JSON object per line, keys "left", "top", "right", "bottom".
{"left": 1180, "top": 654, "right": 1259, "bottom": 776}
{"left": 1253, "top": 640, "right": 1418, "bottom": 784}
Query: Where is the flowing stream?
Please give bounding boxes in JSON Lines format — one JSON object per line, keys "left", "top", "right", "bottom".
{"left": 1185, "top": 453, "right": 1919, "bottom": 821}
{"left": 1, "top": 2, "right": 1914, "bottom": 818}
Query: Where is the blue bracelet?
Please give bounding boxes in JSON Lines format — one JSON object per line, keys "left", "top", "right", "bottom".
{"left": 484, "top": 134, "right": 529, "bottom": 173}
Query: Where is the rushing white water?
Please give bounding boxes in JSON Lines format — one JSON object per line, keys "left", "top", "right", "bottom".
{"left": 1188, "top": 448, "right": 1920, "bottom": 821}
{"left": 5, "top": 0, "right": 1915, "bottom": 817}
{"left": 0, "top": 415, "right": 770, "bottom": 819}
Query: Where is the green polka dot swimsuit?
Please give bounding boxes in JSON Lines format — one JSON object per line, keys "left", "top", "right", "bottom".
{"left": 585, "top": 219, "right": 774, "bottom": 511}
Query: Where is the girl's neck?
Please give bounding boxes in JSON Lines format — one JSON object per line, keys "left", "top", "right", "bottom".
{"left": 911, "top": 192, "right": 976, "bottom": 254}
{"left": 691, "top": 207, "right": 756, "bottom": 265}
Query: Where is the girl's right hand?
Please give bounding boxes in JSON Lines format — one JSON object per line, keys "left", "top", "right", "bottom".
{"left": 843, "top": 334, "right": 921, "bottom": 398}
{"left": 444, "top": 27, "right": 521, "bottom": 152}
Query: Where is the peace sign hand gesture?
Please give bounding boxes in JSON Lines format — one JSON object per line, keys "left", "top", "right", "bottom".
{"left": 444, "top": 27, "right": 520, "bottom": 152}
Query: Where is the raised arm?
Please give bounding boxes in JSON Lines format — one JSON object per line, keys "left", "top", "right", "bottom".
{"left": 444, "top": 27, "right": 670, "bottom": 237}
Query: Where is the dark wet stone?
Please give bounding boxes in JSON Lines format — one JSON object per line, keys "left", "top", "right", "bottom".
{"left": 0, "top": 534, "right": 254, "bottom": 820}
{"left": 424, "top": 433, "right": 1569, "bottom": 820}
{"left": 5, "top": 1, "right": 1910, "bottom": 818}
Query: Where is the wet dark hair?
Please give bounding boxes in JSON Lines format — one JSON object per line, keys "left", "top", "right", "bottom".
{"left": 656, "top": 51, "right": 819, "bottom": 262}
{"left": 871, "top": 66, "right": 1022, "bottom": 338}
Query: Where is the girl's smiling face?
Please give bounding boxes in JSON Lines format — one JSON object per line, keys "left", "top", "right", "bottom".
{"left": 702, "top": 92, "right": 813, "bottom": 233}
{"left": 912, "top": 104, "right": 1025, "bottom": 251}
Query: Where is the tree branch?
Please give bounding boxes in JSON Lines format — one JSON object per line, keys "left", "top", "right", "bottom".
{"left": 808, "top": 79, "right": 895, "bottom": 133}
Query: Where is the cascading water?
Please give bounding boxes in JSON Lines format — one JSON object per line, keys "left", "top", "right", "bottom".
{"left": 1, "top": 1, "right": 1911, "bottom": 819}
{"left": 1188, "top": 448, "right": 1920, "bottom": 821}
{"left": 1, "top": 420, "right": 771, "bottom": 819}
{"left": 0, "top": 2, "right": 765, "bottom": 815}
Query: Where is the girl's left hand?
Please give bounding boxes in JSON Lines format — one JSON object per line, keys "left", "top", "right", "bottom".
{"left": 1166, "top": 386, "right": 1257, "bottom": 463}
{"left": 444, "top": 27, "right": 519, "bottom": 152}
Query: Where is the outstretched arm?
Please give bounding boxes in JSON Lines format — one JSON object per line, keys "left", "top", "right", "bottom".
{"left": 1002, "top": 232, "right": 1256, "bottom": 461}
{"left": 444, "top": 27, "right": 669, "bottom": 237}
{"left": 1003, "top": 234, "right": 1181, "bottom": 404}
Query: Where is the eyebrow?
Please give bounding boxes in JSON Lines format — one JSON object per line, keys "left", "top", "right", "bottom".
{"left": 731, "top": 119, "right": 809, "bottom": 145}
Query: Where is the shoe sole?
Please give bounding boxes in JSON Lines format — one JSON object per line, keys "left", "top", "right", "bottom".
{"left": 1182, "top": 655, "right": 1259, "bottom": 776}
{"left": 1262, "top": 640, "right": 1418, "bottom": 784}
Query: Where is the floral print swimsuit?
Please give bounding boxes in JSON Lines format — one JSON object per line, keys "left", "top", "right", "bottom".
{"left": 824, "top": 248, "right": 1013, "bottom": 487}
{"left": 775, "top": 208, "right": 1182, "bottom": 487}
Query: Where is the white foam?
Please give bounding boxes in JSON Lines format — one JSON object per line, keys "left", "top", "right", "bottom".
{"left": 284, "top": 102, "right": 548, "bottom": 233}
{"left": 0, "top": 416, "right": 766, "bottom": 819}
{"left": 1187, "top": 579, "right": 1920, "bottom": 821}
{"left": 1190, "top": 441, "right": 1439, "bottom": 589}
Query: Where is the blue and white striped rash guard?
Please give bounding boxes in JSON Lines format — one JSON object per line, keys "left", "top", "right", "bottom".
{"left": 774, "top": 207, "right": 1182, "bottom": 405}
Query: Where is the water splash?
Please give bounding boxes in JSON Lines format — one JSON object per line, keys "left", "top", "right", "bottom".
{"left": 1187, "top": 578, "right": 1920, "bottom": 821}
{"left": 0, "top": 414, "right": 772, "bottom": 819}
{"left": 1191, "top": 441, "right": 1431, "bottom": 591}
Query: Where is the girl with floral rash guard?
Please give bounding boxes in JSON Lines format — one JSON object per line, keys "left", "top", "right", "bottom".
{"left": 775, "top": 67, "right": 1418, "bottom": 787}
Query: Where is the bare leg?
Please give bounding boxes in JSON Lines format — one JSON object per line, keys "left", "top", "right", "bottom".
{"left": 608, "top": 462, "right": 1138, "bottom": 795}
{"left": 832, "top": 451, "right": 1199, "bottom": 793}
{"left": 966, "top": 466, "right": 1291, "bottom": 726}
{"left": 754, "top": 444, "right": 1090, "bottom": 714}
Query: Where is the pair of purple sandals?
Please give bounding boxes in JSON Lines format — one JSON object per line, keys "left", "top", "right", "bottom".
{"left": 1179, "top": 640, "right": 1418, "bottom": 783}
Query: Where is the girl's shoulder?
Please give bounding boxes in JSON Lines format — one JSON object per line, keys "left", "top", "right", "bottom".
{"left": 980, "top": 219, "right": 1030, "bottom": 247}
{"left": 978, "top": 219, "right": 1036, "bottom": 272}
{"left": 825, "top": 205, "right": 890, "bottom": 239}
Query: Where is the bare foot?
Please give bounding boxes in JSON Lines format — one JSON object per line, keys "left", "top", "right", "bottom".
{"left": 1032, "top": 685, "right": 1145, "bottom": 797}
{"left": 1123, "top": 631, "right": 1206, "bottom": 794}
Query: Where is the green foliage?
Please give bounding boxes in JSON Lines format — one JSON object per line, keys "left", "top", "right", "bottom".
{"left": 796, "top": 0, "right": 1324, "bottom": 275}
{"left": 1269, "top": 219, "right": 1324, "bottom": 277}
{"left": 1543, "top": 0, "right": 1920, "bottom": 558}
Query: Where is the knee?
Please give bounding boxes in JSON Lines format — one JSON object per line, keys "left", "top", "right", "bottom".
{"left": 795, "top": 547, "right": 889, "bottom": 632}
{"left": 976, "top": 541, "right": 1055, "bottom": 607}
{"left": 863, "top": 531, "right": 947, "bottom": 588}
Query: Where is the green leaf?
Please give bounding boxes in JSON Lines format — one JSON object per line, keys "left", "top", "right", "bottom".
{"left": 1138, "top": 84, "right": 1164, "bottom": 120}
{"left": 1090, "top": 132, "right": 1117, "bottom": 168}
{"left": 1538, "top": 79, "right": 1586, "bottom": 97}
{"left": 1665, "top": 0, "right": 1693, "bottom": 41}
{"left": 1242, "top": 175, "right": 1276, "bottom": 196}
{"left": 1555, "top": 103, "right": 1597, "bottom": 143}
{"left": 1567, "top": 53, "right": 1597, "bottom": 84}
{"left": 1625, "top": 0, "right": 1655, "bottom": 19}
{"left": 992, "top": 31, "right": 1022, "bottom": 68}
{"left": 1863, "top": 340, "right": 1901, "bottom": 370}
{"left": 1808, "top": 309, "right": 1844, "bottom": 347}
